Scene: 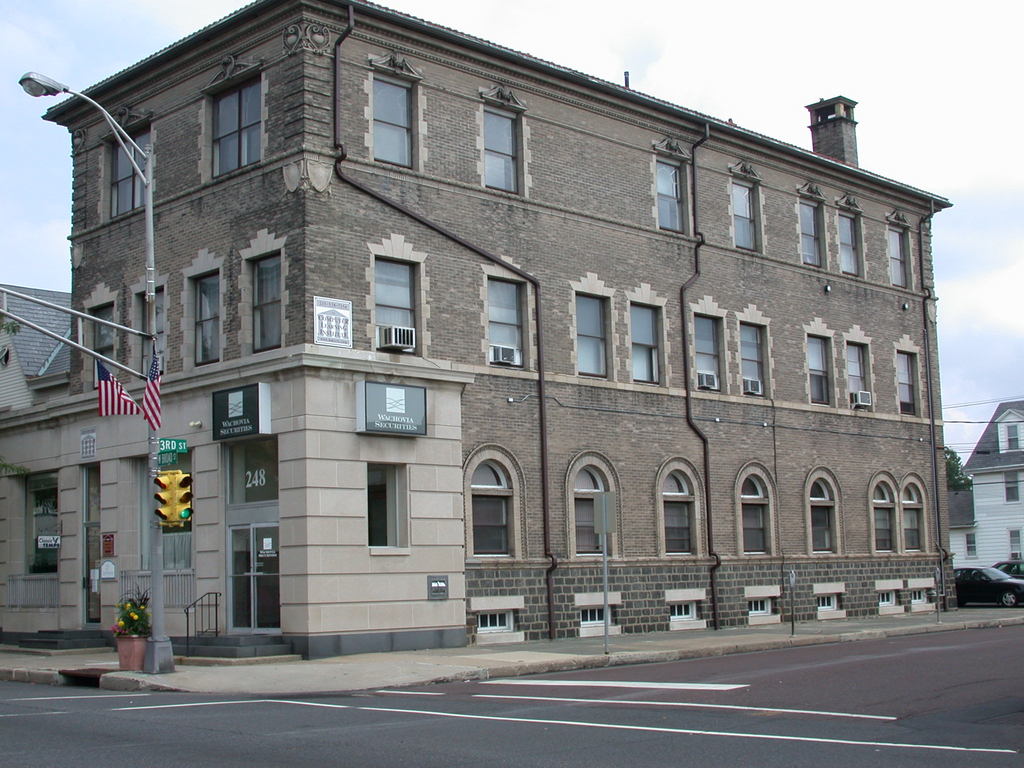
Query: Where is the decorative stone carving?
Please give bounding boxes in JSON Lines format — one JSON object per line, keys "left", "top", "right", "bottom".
{"left": 283, "top": 158, "right": 333, "bottom": 194}
{"left": 368, "top": 51, "right": 423, "bottom": 80}
{"left": 284, "top": 23, "right": 331, "bottom": 55}
{"left": 652, "top": 136, "right": 690, "bottom": 159}
{"left": 797, "top": 181, "right": 825, "bottom": 200}
{"left": 836, "top": 193, "right": 861, "bottom": 211}
{"left": 111, "top": 105, "right": 150, "bottom": 129}
{"left": 886, "top": 210, "right": 910, "bottom": 227}
{"left": 72, "top": 129, "right": 87, "bottom": 153}
{"left": 480, "top": 85, "right": 527, "bottom": 112}
{"left": 206, "top": 55, "right": 262, "bottom": 88}
{"left": 728, "top": 160, "right": 760, "bottom": 179}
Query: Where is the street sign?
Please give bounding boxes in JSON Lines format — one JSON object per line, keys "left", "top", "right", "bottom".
{"left": 158, "top": 438, "right": 187, "bottom": 453}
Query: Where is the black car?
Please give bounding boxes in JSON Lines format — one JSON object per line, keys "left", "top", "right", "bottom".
{"left": 993, "top": 560, "right": 1024, "bottom": 578}
{"left": 954, "top": 567, "right": 1024, "bottom": 607}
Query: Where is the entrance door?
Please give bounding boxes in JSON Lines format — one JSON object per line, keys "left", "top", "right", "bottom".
{"left": 84, "top": 522, "right": 101, "bottom": 624}
{"left": 229, "top": 524, "right": 280, "bottom": 631}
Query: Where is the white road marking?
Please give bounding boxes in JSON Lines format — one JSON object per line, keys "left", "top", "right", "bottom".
{"left": 9, "top": 693, "right": 151, "bottom": 702}
{"left": 112, "top": 699, "right": 1016, "bottom": 755}
{"left": 472, "top": 693, "right": 897, "bottom": 721}
{"left": 480, "top": 679, "right": 746, "bottom": 691}
{"left": 375, "top": 690, "right": 446, "bottom": 696}
{"left": 0, "top": 711, "right": 67, "bottom": 718}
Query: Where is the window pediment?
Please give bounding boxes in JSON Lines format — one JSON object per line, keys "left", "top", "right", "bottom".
{"left": 797, "top": 181, "right": 825, "bottom": 200}
{"left": 729, "top": 160, "right": 760, "bottom": 180}
{"left": 653, "top": 136, "right": 690, "bottom": 160}
{"left": 369, "top": 51, "right": 423, "bottom": 80}
{"left": 480, "top": 85, "right": 526, "bottom": 112}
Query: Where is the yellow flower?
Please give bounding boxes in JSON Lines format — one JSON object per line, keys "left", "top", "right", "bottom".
{"left": 125, "top": 602, "right": 133, "bottom": 609}
{"left": 117, "top": 620, "right": 125, "bottom": 627}
{"left": 129, "top": 612, "right": 138, "bottom": 620}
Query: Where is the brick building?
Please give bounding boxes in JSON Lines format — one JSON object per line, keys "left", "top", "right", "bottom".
{"left": 1, "top": 0, "right": 952, "bottom": 657}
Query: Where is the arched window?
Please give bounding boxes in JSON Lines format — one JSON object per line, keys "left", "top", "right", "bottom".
{"left": 740, "top": 476, "right": 769, "bottom": 554}
{"left": 873, "top": 482, "right": 895, "bottom": 552}
{"left": 809, "top": 479, "right": 835, "bottom": 553}
{"left": 574, "top": 467, "right": 606, "bottom": 555}
{"left": 902, "top": 484, "right": 923, "bottom": 551}
{"left": 471, "top": 461, "right": 512, "bottom": 555}
{"left": 663, "top": 472, "right": 694, "bottom": 554}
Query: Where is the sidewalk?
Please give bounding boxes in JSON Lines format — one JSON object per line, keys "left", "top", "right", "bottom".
{"left": 2, "top": 608, "right": 1022, "bottom": 696}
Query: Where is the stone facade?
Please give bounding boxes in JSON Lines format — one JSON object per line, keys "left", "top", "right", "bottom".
{"left": 0, "top": 1, "right": 951, "bottom": 656}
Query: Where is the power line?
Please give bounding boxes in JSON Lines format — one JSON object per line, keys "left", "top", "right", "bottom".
{"left": 943, "top": 396, "right": 1024, "bottom": 410}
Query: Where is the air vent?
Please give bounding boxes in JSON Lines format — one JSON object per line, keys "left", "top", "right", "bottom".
{"left": 377, "top": 325, "right": 416, "bottom": 351}
{"left": 489, "top": 345, "right": 522, "bottom": 366}
{"left": 697, "top": 372, "right": 719, "bottom": 391}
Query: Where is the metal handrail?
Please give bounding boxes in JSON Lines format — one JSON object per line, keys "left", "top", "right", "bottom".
{"left": 183, "top": 592, "right": 221, "bottom": 656}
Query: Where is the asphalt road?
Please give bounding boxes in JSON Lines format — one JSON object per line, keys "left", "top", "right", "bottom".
{"left": 2, "top": 625, "right": 1021, "bottom": 767}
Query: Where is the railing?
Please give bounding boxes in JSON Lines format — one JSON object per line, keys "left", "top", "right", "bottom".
{"left": 118, "top": 570, "right": 195, "bottom": 608}
{"left": 6, "top": 573, "right": 60, "bottom": 609}
{"left": 184, "top": 592, "right": 221, "bottom": 656}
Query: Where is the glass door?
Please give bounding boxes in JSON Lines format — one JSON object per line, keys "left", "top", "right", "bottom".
{"left": 229, "top": 524, "right": 280, "bottom": 631}
{"left": 83, "top": 465, "right": 101, "bottom": 624}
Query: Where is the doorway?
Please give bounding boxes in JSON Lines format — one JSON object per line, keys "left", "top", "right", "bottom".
{"left": 229, "top": 524, "right": 280, "bottom": 631}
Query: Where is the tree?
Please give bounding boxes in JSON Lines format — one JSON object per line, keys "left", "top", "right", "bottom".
{"left": 945, "top": 446, "right": 972, "bottom": 491}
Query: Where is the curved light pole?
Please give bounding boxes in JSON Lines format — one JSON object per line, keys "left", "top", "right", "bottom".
{"left": 20, "top": 72, "right": 173, "bottom": 673}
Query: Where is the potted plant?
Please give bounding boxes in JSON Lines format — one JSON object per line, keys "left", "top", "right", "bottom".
{"left": 112, "top": 589, "right": 151, "bottom": 671}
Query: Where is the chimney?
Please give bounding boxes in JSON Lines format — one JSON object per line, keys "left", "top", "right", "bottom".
{"left": 806, "top": 96, "right": 858, "bottom": 166}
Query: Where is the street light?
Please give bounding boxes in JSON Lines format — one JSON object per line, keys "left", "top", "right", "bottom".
{"left": 20, "top": 72, "right": 173, "bottom": 673}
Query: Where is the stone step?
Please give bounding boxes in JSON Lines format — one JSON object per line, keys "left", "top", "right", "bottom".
{"left": 173, "top": 642, "right": 293, "bottom": 658}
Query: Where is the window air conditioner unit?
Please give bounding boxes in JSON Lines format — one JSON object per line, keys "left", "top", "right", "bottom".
{"left": 697, "top": 372, "right": 719, "bottom": 391}
{"left": 489, "top": 345, "right": 522, "bottom": 366}
{"left": 742, "top": 378, "right": 763, "bottom": 396}
{"left": 850, "top": 390, "right": 873, "bottom": 408}
{"left": 1011, "top": 552, "right": 1022, "bottom": 560}
{"left": 377, "top": 325, "right": 416, "bottom": 351}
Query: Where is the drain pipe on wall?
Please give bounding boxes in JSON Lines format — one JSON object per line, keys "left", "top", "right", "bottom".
{"left": 330, "top": 7, "right": 559, "bottom": 639}
{"left": 678, "top": 123, "right": 721, "bottom": 630}
{"left": 917, "top": 202, "right": 949, "bottom": 609}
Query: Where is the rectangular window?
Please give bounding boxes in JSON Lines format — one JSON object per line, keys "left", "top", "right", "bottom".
{"left": 732, "top": 182, "right": 757, "bottom": 250}
{"left": 575, "top": 495, "right": 599, "bottom": 555}
{"left": 487, "top": 279, "right": 522, "bottom": 363}
{"left": 664, "top": 500, "right": 692, "bottom": 554}
{"left": 1007, "top": 424, "right": 1020, "bottom": 451}
{"left": 195, "top": 273, "right": 220, "bottom": 365}
{"left": 111, "top": 130, "right": 150, "bottom": 217}
{"left": 26, "top": 473, "right": 58, "bottom": 574}
{"left": 227, "top": 438, "right": 279, "bottom": 505}
{"left": 373, "top": 78, "right": 412, "bottom": 167}
{"left": 656, "top": 161, "right": 683, "bottom": 232}
{"left": 580, "top": 607, "right": 606, "bottom": 625}
{"left": 1011, "top": 529, "right": 1022, "bottom": 558}
{"left": 799, "top": 201, "right": 822, "bottom": 266}
{"left": 874, "top": 509, "right": 893, "bottom": 551}
{"left": 877, "top": 591, "right": 896, "bottom": 607}
{"left": 694, "top": 315, "right": 720, "bottom": 386}
{"left": 846, "top": 342, "right": 867, "bottom": 395}
{"left": 1005, "top": 471, "right": 1020, "bottom": 503}
{"left": 477, "top": 611, "right": 513, "bottom": 633}
{"left": 670, "top": 602, "right": 697, "bottom": 621}
{"left": 897, "top": 351, "right": 917, "bottom": 415}
{"left": 910, "top": 589, "right": 925, "bottom": 604}
{"left": 816, "top": 594, "right": 837, "bottom": 611}
{"left": 888, "top": 228, "right": 908, "bottom": 287}
{"left": 903, "top": 508, "right": 921, "bottom": 550}
{"left": 484, "top": 109, "right": 517, "bottom": 192}
{"left": 747, "top": 598, "right": 771, "bottom": 616}
{"left": 576, "top": 295, "right": 607, "bottom": 377}
{"left": 965, "top": 532, "right": 977, "bottom": 557}
{"left": 214, "top": 80, "right": 261, "bottom": 176}
{"left": 740, "top": 323, "right": 764, "bottom": 394}
{"left": 630, "top": 304, "right": 659, "bottom": 383}
{"left": 375, "top": 258, "right": 415, "bottom": 329}
{"left": 367, "top": 463, "right": 406, "bottom": 548}
{"left": 253, "top": 255, "right": 281, "bottom": 352}
{"left": 742, "top": 504, "right": 766, "bottom": 553}
{"left": 91, "top": 303, "right": 115, "bottom": 364}
{"left": 839, "top": 213, "right": 860, "bottom": 275}
{"left": 811, "top": 506, "right": 834, "bottom": 552}
{"left": 807, "top": 336, "right": 830, "bottom": 404}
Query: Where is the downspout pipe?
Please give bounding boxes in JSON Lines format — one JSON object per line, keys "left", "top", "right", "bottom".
{"left": 679, "top": 123, "right": 721, "bottom": 630}
{"left": 917, "top": 203, "right": 948, "bottom": 608}
{"left": 331, "top": 7, "right": 559, "bottom": 639}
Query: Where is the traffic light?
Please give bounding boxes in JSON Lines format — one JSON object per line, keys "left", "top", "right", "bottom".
{"left": 153, "top": 470, "right": 193, "bottom": 528}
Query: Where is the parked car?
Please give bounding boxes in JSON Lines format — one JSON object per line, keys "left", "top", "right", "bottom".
{"left": 993, "top": 560, "right": 1024, "bottom": 577}
{"left": 954, "top": 567, "right": 1024, "bottom": 607}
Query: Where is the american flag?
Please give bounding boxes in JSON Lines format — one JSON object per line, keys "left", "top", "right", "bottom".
{"left": 97, "top": 361, "right": 141, "bottom": 417}
{"left": 142, "top": 351, "right": 162, "bottom": 430}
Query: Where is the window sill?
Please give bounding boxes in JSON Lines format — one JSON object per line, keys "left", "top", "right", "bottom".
{"left": 580, "top": 623, "right": 621, "bottom": 638}
{"left": 369, "top": 547, "right": 411, "bottom": 556}
{"left": 475, "top": 630, "right": 525, "bottom": 645}
{"left": 669, "top": 618, "right": 707, "bottom": 631}
{"left": 816, "top": 609, "right": 847, "bottom": 620}
{"left": 878, "top": 604, "right": 904, "bottom": 616}
{"left": 747, "top": 613, "right": 780, "bottom": 626}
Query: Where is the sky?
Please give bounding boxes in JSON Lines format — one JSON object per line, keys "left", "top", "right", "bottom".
{"left": 2, "top": 0, "right": 1021, "bottom": 462}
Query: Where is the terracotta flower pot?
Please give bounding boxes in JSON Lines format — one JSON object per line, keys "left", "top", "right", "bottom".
{"left": 116, "top": 635, "right": 148, "bottom": 671}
